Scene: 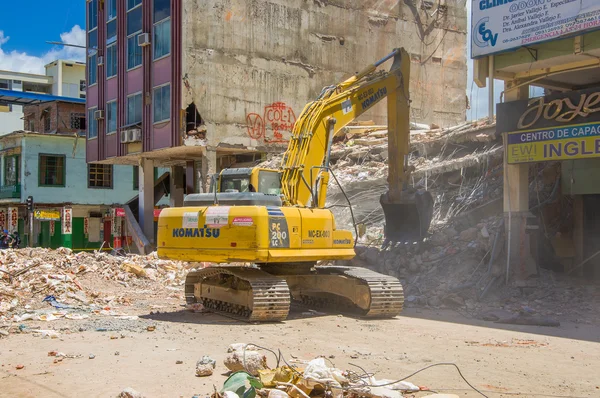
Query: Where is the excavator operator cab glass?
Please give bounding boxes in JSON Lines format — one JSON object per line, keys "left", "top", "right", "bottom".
{"left": 258, "top": 170, "right": 281, "bottom": 195}
{"left": 220, "top": 175, "right": 250, "bottom": 193}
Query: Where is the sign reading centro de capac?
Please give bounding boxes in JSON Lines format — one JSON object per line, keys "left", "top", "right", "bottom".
{"left": 497, "top": 87, "right": 600, "bottom": 164}
{"left": 472, "top": 0, "right": 600, "bottom": 58}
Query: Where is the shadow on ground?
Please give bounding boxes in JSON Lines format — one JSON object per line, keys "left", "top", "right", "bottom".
{"left": 399, "top": 307, "right": 600, "bottom": 343}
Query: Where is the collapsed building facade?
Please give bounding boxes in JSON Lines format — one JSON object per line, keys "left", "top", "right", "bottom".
{"left": 85, "top": 0, "right": 467, "bottom": 241}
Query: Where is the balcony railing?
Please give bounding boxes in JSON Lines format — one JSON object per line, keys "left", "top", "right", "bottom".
{"left": 0, "top": 185, "right": 21, "bottom": 199}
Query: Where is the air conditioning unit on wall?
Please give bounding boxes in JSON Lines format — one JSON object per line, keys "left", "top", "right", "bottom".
{"left": 94, "top": 110, "right": 104, "bottom": 120}
{"left": 120, "top": 130, "right": 129, "bottom": 144}
{"left": 128, "top": 128, "right": 142, "bottom": 142}
{"left": 138, "top": 33, "right": 150, "bottom": 47}
{"left": 97, "top": 56, "right": 104, "bottom": 66}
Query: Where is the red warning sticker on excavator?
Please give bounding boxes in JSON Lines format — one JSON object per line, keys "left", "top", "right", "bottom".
{"left": 232, "top": 217, "right": 253, "bottom": 227}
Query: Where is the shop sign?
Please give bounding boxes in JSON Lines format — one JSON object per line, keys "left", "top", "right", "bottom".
{"left": 472, "top": 0, "right": 600, "bottom": 58}
{"left": 34, "top": 210, "right": 61, "bottom": 221}
{"left": 498, "top": 87, "right": 600, "bottom": 164}
{"left": 62, "top": 208, "right": 72, "bottom": 235}
{"left": 8, "top": 207, "right": 17, "bottom": 231}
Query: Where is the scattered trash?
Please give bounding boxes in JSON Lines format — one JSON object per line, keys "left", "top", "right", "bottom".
{"left": 176, "top": 360, "right": 183, "bottom": 364}
{"left": 196, "top": 355, "right": 216, "bottom": 377}
{"left": 15, "top": 364, "right": 24, "bottom": 370}
{"left": 115, "top": 351, "right": 120, "bottom": 356}
{"left": 146, "top": 326, "right": 156, "bottom": 332}
{"left": 89, "top": 354, "right": 96, "bottom": 359}
{"left": 221, "top": 371, "right": 263, "bottom": 398}
{"left": 42, "top": 295, "right": 70, "bottom": 309}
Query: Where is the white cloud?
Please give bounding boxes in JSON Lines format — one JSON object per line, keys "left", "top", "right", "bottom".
{"left": 0, "top": 25, "right": 86, "bottom": 75}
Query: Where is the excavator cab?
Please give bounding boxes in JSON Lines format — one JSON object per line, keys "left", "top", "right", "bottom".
{"left": 214, "top": 168, "right": 282, "bottom": 195}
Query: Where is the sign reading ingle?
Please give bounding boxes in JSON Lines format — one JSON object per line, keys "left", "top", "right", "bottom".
{"left": 497, "top": 86, "right": 600, "bottom": 164}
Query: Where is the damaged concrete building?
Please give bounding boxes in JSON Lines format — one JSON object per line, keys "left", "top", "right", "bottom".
{"left": 85, "top": 0, "right": 467, "bottom": 241}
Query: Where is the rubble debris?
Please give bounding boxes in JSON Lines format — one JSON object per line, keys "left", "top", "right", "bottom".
{"left": 1, "top": 249, "right": 188, "bottom": 329}
{"left": 117, "top": 388, "right": 145, "bottom": 398}
{"left": 225, "top": 344, "right": 268, "bottom": 376}
{"left": 196, "top": 355, "right": 216, "bottom": 377}
{"left": 15, "top": 364, "right": 24, "bottom": 370}
{"left": 89, "top": 354, "right": 96, "bottom": 359}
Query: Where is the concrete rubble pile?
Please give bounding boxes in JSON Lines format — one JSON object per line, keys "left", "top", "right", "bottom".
{"left": 0, "top": 247, "right": 187, "bottom": 324}
{"left": 326, "top": 118, "right": 503, "bottom": 234}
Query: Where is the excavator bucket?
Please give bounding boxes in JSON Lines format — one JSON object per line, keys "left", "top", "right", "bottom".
{"left": 380, "top": 189, "right": 434, "bottom": 244}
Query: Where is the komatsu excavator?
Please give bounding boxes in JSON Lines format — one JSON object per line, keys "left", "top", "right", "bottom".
{"left": 157, "top": 48, "right": 434, "bottom": 321}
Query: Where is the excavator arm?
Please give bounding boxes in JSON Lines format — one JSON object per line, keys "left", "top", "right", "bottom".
{"left": 279, "top": 48, "right": 433, "bottom": 242}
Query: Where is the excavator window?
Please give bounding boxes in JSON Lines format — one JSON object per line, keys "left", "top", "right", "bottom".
{"left": 258, "top": 170, "right": 281, "bottom": 195}
{"left": 220, "top": 175, "right": 250, "bottom": 193}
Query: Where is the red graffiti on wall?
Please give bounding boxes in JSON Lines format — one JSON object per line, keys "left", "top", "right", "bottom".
{"left": 246, "top": 102, "right": 296, "bottom": 144}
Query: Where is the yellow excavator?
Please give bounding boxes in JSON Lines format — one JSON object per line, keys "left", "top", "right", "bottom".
{"left": 157, "top": 48, "right": 434, "bottom": 321}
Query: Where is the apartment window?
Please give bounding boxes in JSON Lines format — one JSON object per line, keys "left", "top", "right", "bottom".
{"left": 4, "top": 155, "right": 19, "bottom": 186}
{"left": 107, "top": 101, "right": 117, "bottom": 134}
{"left": 127, "top": 5, "right": 142, "bottom": 34}
{"left": 127, "top": 93, "right": 142, "bottom": 125}
{"left": 107, "top": 44, "right": 117, "bottom": 78}
{"left": 154, "top": 0, "right": 170, "bottom": 22}
{"left": 80, "top": 79, "right": 86, "bottom": 92}
{"left": 107, "top": 19, "right": 117, "bottom": 44}
{"left": 127, "top": 34, "right": 143, "bottom": 69}
{"left": 153, "top": 84, "right": 170, "bottom": 123}
{"left": 88, "top": 54, "right": 97, "bottom": 86}
{"left": 154, "top": 19, "right": 171, "bottom": 60}
{"left": 28, "top": 119, "right": 35, "bottom": 131}
{"left": 107, "top": 0, "right": 117, "bottom": 20}
{"left": 88, "top": 0, "right": 98, "bottom": 30}
{"left": 133, "top": 165, "right": 139, "bottom": 190}
{"left": 39, "top": 155, "right": 65, "bottom": 187}
{"left": 128, "top": 0, "right": 142, "bottom": 9}
{"left": 153, "top": 0, "right": 171, "bottom": 60}
{"left": 88, "top": 108, "right": 98, "bottom": 139}
{"left": 88, "top": 164, "right": 113, "bottom": 188}
{"left": 70, "top": 113, "right": 86, "bottom": 130}
{"left": 0, "top": 79, "right": 10, "bottom": 89}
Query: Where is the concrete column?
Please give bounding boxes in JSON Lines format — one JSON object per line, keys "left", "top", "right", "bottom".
{"left": 503, "top": 81, "right": 536, "bottom": 281}
{"left": 138, "top": 158, "right": 155, "bottom": 243}
{"left": 186, "top": 161, "right": 195, "bottom": 194}
{"left": 169, "top": 166, "right": 185, "bottom": 207}
{"left": 200, "top": 150, "right": 217, "bottom": 193}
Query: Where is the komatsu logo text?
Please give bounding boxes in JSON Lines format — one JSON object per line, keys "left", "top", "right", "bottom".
{"left": 172, "top": 226, "right": 220, "bottom": 238}
{"left": 308, "top": 230, "right": 330, "bottom": 238}
{"left": 359, "top": 87, "right": 387, "bottom": 110}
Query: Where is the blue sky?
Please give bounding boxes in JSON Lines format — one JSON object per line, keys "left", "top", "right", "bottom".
{"left": 0, "top": 0, "right": 86, "bottom": 74}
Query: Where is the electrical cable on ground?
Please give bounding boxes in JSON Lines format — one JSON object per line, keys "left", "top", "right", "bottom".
{"left": 243, "top": 343, "right": 488, "bottom": 398}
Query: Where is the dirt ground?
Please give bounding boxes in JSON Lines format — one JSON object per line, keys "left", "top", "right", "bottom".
{"left": 1, "top": 278, "right": 599, "bottom": 398}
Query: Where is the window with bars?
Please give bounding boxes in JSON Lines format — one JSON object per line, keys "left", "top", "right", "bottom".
{"left": 70, "top": 113, "right": 86, "bottom": 130}
{"left": 88, "top": 164, "right": 113, "bottom": 189}
{"left": 4, "top": 155, "right": 20, "bottom": 186}
{"left": 39, "top": 155, "right": 65, "bottom": 187}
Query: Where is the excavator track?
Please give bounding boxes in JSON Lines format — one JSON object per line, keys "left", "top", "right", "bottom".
{"left": 185, "top": 267, "right": 290, "bottom": 322}
{"left": 293, "top": 266, "right": 404, "bottom": 318}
